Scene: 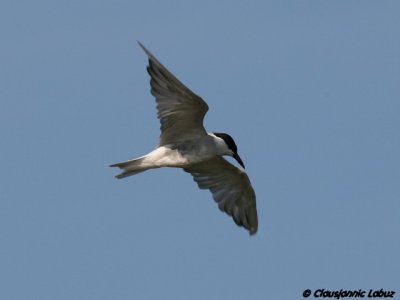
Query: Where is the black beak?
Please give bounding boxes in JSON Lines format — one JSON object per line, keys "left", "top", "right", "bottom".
{"left": 233, "top": 153, "right": 245, "bottom": 169}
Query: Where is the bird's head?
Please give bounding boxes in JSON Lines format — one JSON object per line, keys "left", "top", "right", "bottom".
{"left": 213, "top": 132, "right": 245, "bottom": 169}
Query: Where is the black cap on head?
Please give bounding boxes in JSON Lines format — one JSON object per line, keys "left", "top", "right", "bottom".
{"left": 213, "top": 132, "right": 245, "bottom": 168}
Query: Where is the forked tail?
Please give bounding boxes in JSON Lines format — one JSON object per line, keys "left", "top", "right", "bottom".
{"left": 110, "top": 156, "right": 151, "bottom": 179}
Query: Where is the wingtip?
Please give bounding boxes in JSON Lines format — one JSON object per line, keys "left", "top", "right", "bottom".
{"left": 249, "top": 228, "right": 258, "bottom": 236}
{"left": 137, "top": 40, "right": 145, "bottom": 49}
{"left": 137, "top": 41, "right": 153, "bottom": 59}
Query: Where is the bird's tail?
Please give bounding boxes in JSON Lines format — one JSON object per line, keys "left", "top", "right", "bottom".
{"left": 110, "top": 155, "right": 152, "bottom": 179}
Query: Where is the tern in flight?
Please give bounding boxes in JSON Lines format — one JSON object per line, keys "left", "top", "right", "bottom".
{"left": 111, "top": 43, "right": 258, "bottom": 235}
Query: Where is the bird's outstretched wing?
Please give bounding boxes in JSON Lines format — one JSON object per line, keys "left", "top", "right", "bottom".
{"left": 138, "top": 42, "right": 209, "bottom": 146}
{"left": 184, "top": 157, "right": 258, "bottom": 235}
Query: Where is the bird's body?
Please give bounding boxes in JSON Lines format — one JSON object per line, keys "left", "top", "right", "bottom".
{"left": 111, "top": 43, "right": 258, "bottom": 235}
{"left": 113, "top": 132, "right": 230, "bottom": 174}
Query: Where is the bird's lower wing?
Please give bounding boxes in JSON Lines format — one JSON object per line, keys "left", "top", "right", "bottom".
{"left": 183, "top": 157, "right": 258, "bottom": 235}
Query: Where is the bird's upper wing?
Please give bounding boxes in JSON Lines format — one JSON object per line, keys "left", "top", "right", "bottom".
{"left": 139, "top": 42, "right": 209, "bottom": 146}
{"left": 183, "top": 157, "right": 258, "bottom": 235}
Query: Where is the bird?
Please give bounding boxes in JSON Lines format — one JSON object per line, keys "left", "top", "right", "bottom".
{"left": 111, "top": 42, "right": 258, "bottom": 235}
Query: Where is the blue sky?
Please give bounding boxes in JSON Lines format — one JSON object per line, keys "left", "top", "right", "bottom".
{"left": 1, "top": 1, "right": 399, "bottom": 299}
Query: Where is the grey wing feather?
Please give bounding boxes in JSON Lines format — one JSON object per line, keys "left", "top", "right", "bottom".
{"left": 184, "top": 157, "right": 258, "bottom": 235}
{"left": 138, "top": 42, "right": 209, "bottom": 146}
